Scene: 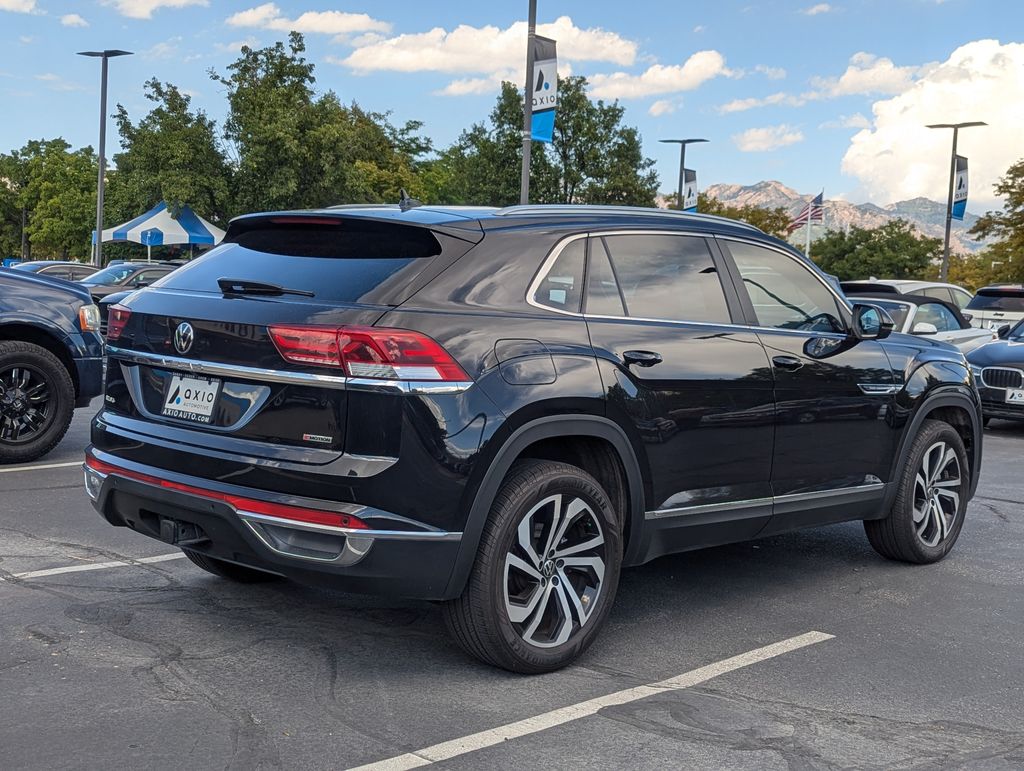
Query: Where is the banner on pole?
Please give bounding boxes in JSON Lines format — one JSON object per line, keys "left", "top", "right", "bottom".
{"left": 530, "top": 36, "right": 557, "bottom": 143}
{"left": 682, "top": 169, "right": 698, "bottom": 212}
{"left": 952, "top": 155, "right": 968, "bottom": 221}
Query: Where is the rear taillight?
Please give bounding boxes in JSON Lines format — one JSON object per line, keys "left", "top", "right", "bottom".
{"left": 269, "top": 325, "right": 470, "bottom": 382}
{"left": 106, "top": 304, "right": 132, "bottom": 340}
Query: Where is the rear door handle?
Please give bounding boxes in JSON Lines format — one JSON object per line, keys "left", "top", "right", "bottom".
{"left": 772, "top": 355, "right": 804, "bottom": 371}
{"left": 622, "top": 350, "right": 663, "bottom": 368}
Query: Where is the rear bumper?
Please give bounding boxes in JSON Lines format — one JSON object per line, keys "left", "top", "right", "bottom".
{"left": 83, "top": 448, "right": 463, "bottom": 600}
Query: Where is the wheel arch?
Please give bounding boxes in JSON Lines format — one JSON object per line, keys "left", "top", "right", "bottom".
{"left": 442, "top": 415, "right": 645, "bottom": 600}
{"left": 884, "top": 386, "right": 982, "bottom": 513}
{"left": 0, "top": 321, "right": 79, "bottom": 398}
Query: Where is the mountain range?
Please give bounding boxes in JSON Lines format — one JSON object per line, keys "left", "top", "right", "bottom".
{"left": 682, "top": 181, "right": 985, "bottom": 254}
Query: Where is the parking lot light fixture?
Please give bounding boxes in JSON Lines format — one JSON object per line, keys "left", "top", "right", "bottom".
{"left": 78, "top": 49, "right": 133, "bottom": 267}
{"left": 926, "top": 121, "right": 987, "bottom": 281}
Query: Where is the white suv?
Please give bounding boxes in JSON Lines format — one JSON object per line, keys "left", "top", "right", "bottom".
{"left": 840, "top": 279, "right": 974, "bottom": 311}
{"left": 965, "top": 285, "right": 1024, "bottom": 330}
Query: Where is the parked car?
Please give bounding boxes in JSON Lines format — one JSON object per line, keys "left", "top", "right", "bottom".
{"left": 840, "top": 279, "right": 973, "bottom": 311}
{"left": 84, "top": 204, "right": 982, "bottom": 672}
{"left": 78, "top": 262, "right": 178, "bottom": 301}
{"left": 96, "top": 290, "right": 134, "bottom": 337}
{"left": 964, "top": 285, "right": 1024, "bottom": 330}
{"left": 1, "top": 270, "right": 103, "bottom": 462}
{"left": 843, "top": 293, "right": 996, "bottom": 354}
{"left": 12, "top": 260, "right": 97, "bottom": 281}
{"left": 967, "top": 319, "right": 1024, "bottom": 423}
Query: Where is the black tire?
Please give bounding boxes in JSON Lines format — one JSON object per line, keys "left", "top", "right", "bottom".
{"left": 181, "top": 549, "right": 281, "bottom": 583}
{"left": 0, "top": 341, "right": 75, "bottom": 464}
{"left": 865, "top": 419, "right": 969, "bottom": 564}
{"left": 443, "top": 459, "right": 623, "bottom": 673}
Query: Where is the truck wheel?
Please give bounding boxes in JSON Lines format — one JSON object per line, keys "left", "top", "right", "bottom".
{"left": 182, "top": 549, "right": 282, "bottom": 583}
{"left": 865, "top": 419, "right": 969, "bottom": 564}
{"left": 0, "top": 341, "right": 75, "bottom": 464}
{"left": 443, "top": 459, "right": 622, "bottom": 673}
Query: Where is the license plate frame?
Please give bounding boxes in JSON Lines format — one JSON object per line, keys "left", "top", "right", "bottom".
{"left": 1005, "top": 389, "right": 1024, "bottom": 404}
{"left": 161, "top": 373, "right": 221, "bottom": 424}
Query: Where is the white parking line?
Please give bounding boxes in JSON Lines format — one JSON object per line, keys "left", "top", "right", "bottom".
{"left": 0, "top": 460, "right": 83, "bottom": 474}
{"left": 349, "top": 630, "right": 834, "bottom": 771}
{"left": 6, "top": 552, "right": 185, "bottom": 581}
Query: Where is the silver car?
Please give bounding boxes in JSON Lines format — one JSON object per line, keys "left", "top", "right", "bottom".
{"left": 851, "top": 295, "right": 996, "bottom": 354}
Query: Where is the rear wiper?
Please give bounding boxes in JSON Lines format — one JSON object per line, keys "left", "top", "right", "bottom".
{"left": 217, "top": 278, "right": 315, "bottom": 298}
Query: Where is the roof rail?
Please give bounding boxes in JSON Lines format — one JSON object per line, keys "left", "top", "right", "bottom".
{"left": 491, "top": 204, "right": 764, "bottom": 233}
{"left": 326, "top": 203, "right": 400, "bottom": 210}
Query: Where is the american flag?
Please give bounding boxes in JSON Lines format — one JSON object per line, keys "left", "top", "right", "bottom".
{"left": 788, "top": 192, "right": 825, "bottom": 233}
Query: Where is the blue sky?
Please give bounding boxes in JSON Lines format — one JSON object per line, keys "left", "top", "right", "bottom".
{"left": 2, "top": 1, "right": 1021, "bottom": 211}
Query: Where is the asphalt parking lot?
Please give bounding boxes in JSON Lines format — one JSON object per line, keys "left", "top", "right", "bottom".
{"left": 2, "top": 407, "right": 1023, "bottom": 770}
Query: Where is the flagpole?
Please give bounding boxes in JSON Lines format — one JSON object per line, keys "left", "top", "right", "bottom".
{"left": 805, "top": 216, "right": 812, "bottom": 260}
{"left": 519, "top": 0, "right": 538, "bottom": 205}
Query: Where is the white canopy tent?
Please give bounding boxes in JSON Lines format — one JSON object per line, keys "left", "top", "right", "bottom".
{"left": 93, "top": 201, "right": 225, "bottom": 261}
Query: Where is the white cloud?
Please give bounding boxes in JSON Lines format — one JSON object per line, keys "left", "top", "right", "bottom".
{"left": 802, "top": 3, "right": 833, "bottom": 15}
{"left": 103, "top": 0, "right": 208, "bottom": 19}
{"left": 433, "top": 72, "right": 516, "bottom": 97}
{"left": 589, "top": 50, "right": 734, "bottom": 99}
{"left": 60, "top": 13, "right": 89, "bottom": 27}
{"left": 19, "top": 35, "right": 34, "bottom": 44}
{"left": 648, "top": 99, "right": 678, "bottom": 117}
{"left": 226, "top": 3, "right": 391, "bottom": 35}
{"left": 755, "top": 64, "right": 786, "bottom": 80}
{"left": 718, "top": 91, "right": 807, "bottom": 113}
{"left": 341, "top": 16, "right": 635, "bottom": 81}
{"left": 34, "top": 73, "right": 84, "bottom": 92}
{"left": 733, "top": 124, "right": 804, "bottom": 152}
{"left": 35, "top": 73, "right": 59, "bottom": 81}
{"left": 842, "top": 40, "right": 1024, "bottom": 207}
{"left": 812, "top": 52, "right": 931, "bottom": 97}
{"left": 143, "top": 37, "right": 182, "bottom": 59}
{"left": 819, "top": 113, "right": 870, "bottom": 129}
{"left": 0, "top": 0, "right": 35, "bottom": 12}
{"left": 693, "top": 25, "right": 706, "bottom": 33}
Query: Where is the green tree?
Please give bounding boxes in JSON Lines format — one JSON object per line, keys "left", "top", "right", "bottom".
{"left": 0, "top": 152, "right": 25, "bottom": 258}
{"left": 810, "top": 219, "right": 941, "bottom": 281}
{"left": 212, "top": 33, "right": 429, "bottom": 212}
{"left": 110, "top": 79, "right": 232, "bottom": 225}
{"left": 969, "top": 157, "right": 1024, "bottom": 282}
{"left": 693, "top": 193, "right": 791, "bottom": 238}
{"left": 427, "top": 77, "right": 658, "bottom": 206}
{"left": 12, "top": 139, "right": 97, "bottom": 260}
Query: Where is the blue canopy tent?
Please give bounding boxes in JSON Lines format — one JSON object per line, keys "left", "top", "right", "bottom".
{"left": 93, "top": 202, "right": 226, "bottom": 261}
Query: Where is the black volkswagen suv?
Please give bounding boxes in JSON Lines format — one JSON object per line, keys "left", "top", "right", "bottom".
{"left": 85, "top": 205, "right": 982, "bottom": 672}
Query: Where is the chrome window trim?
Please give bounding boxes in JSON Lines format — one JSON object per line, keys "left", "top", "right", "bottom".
{"left": 525, "top": 231, "right": 853, "bottom": 341}
{"left": 105, "top": 346, "right": 473, "bottom": 394}
{"left": 646, "top": 482, "right": 886, "bottom": 520}
{"left": 979, "top": 366, "right": 1024, "bottom": 390}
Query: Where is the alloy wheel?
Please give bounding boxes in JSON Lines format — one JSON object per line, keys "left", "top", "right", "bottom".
{"left": 913, "top": 440, "right": 962, "bottom": 548}
{"left": 503, "top": 493, "right": 607, "bottom": 648}
{"left": 0, "top": 365, "right": 53, "bottom": 444}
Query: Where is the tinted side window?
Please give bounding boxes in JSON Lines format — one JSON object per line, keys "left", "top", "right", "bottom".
{"left": 584, "top": 239, "right": 625, "bottom": 317}
{"left": 916, "top": 302, "right": 959, "bottom": 332}
{"left": 600, "top": 234, "right": 730, "bottom": 323}
{"left": 532, "top": 238, "right": 584, "bottom": 312}
{"left": 951, "top": 289, "right": 972, "bottom": 310}
{"left": 728, "top": 242, "right": 845, "bottom": 333}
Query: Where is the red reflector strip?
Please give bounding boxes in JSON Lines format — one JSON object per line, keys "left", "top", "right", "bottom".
{"left": 85, "top": 454, "right": 369, "bottom": 530}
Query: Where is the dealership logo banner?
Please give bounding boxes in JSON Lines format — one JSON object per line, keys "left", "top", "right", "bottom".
{"left": 530, "top": 36, "right": 557, "bottom": 143}
{"left": 682, "top": 169, "right": 698, "bottom": 212}
{"left": 952, "top": 155, "right": 968, "bottom": 221}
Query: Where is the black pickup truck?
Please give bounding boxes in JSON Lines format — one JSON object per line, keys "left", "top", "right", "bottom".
{"left": 0, "top": 269, "right": 104, "bottom": 462}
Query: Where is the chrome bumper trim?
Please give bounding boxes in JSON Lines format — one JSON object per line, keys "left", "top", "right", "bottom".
{"left": 106, "top": 346, "right": 473, "bottom": 394}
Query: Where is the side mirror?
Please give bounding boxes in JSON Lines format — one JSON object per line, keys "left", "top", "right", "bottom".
{"left": 911, "top": 321, "right": 938, "bottom": 335}
{"left": 133, "top": 278, "right": 150, "bottom": 287}
{"left": 962, "top": 312, "right": 974, "bottom": 323}
{"left": 997, "top": 324, "right": 1011, "bottom": 339}
{"left": 851, "top": 303, "right": 894, "bottom": 341}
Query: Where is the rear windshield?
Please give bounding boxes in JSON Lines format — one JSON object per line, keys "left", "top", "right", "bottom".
{"left": 966, "top": 289, "right": 1024, "bottom": 312}
{"left": 155, "top": 219, "right": 452, "bottom": 305}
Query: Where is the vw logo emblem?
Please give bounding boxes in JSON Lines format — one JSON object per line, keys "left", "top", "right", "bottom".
{"left": 173, "top": 322, "right": 194, "bottom": 354}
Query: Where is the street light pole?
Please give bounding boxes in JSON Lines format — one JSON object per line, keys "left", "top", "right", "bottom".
{"left": 659, "top": 138, "right": 708, "bottom": 209}
{"left": 926, "top": 121, "right": 986, "bottom": 281}
{"left": 519, "top": 0, "right": 538, "bottom": 205}
{"left": 78, "top": 49, "right": 132, "bottom": 267}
